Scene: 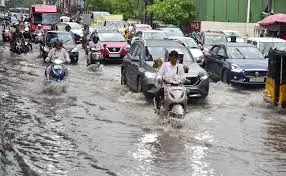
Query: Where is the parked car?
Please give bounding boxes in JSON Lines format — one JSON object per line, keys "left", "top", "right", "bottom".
{"left": 157, "top": 27, "right": 184, "bottom": 37}
{"left": 204, "top": 42, "right": 268, "bottom": 85}
{"left": 129, "top": 24, "right": 152, "bottom": 41}
{"left": 54, "top": 22, "right": 83, "bottom": 43}
{"left": 131, "top": 30, "right": 167, "bottom": 44}
{"left": 167, "top": 37, "right": 205, "bottom": 66}
{"left": 121, "top": 39, "right": 209, "bottom": 99}
{"left": 40, "top": 31, "right": 79, "bottom": 64}
{"left": 92, "top": 30, "right": 129, "bottom": 63}
{"left": 247, "top": 37, "right": 286, "bottom": 58}
{"left": 200, "top": 30, "right": 228, "bottom": 52}
{"left": 221, "top": 30, "right": 245, "bottom": 43}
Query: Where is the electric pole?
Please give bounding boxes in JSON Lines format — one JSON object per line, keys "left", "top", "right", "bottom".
{"left": 268, "top": 0, "right": 272, "bottom": 16}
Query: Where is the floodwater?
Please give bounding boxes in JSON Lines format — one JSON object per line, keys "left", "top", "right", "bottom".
{"left": 0, "top": 42, "right": 286, "bottom": 176}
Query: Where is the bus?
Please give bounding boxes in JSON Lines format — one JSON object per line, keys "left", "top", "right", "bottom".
{"left": 29, "top": 5, "right": 60, "bottom": 31}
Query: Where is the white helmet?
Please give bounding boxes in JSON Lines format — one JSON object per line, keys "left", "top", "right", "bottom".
{"left": 24, "top": 27, "right": 29, "bottom": 32}
{"left": 37, "top": 24, "right": 42, "bottom": 27}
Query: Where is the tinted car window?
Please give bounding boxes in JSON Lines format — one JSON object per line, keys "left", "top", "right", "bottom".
{"left": 143, "top": 32, "right": 167, "bottom": 40}
{"left": 227, "top": 46, "right": 264, "bottom": 59}
{"left": 146, "top": 46, "right": 195, "bottom": 62}
{"left": 205, "top": 35, "right": 227, "bottom": 46}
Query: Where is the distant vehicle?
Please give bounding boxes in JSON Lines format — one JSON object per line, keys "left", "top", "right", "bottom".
{"left": 29, "top": 5, "right": 60, "bottom": 32}
{"left": 54, "top": 22, "right": 83, "bottom": 43}
{"left": 60, "top": 16, "right": 71, "bottom": 22}
{"left": 121, "top": 39, "right": 209, "bottom": 99}
{"left": 129, "top": 24, "right": 152, "bottom": 40}
{"left": 204, "top": 42, "right": 268, "bottom": 85}
{"left": 200, "top": 30, "right": 228, "bottom": 52}
{"left": 131, "top": 30, "right": 167, "bottom": 44}
{"left": 158, "top": 27, "right": 184, "bottom": 37}
{"left": 221, "top": 30, "right": 245, "bottom": 43}
{"left": 92, "top": 30, "right": 129, "bottom": 63}
{"left": 247, "top": 37, "right": 286, "bottom": 58}
{"left": 167, "top": 37, "right": 205, "bottom": 66}
{"left": 40, "top": 31, "right": 79, "bottom": 64}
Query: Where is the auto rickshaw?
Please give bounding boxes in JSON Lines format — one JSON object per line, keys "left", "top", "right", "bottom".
{"left": 264, "top": 48, "right": 286, "bottom": 110}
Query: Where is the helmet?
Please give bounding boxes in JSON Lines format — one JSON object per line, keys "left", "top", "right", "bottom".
{"left": 65, "top": 25, "right": 71, "bottom": 31}
{"left": 37, "top": 24, "right": 42, "bottom": 27}
{"left": 52, "top": 38, "right": 63, "bottom": 47}
{"left": 92, "top": 35, "right": 99, "bottom": 44}
{"left": 24, "top": 27, "right": 29, "bottom": 32}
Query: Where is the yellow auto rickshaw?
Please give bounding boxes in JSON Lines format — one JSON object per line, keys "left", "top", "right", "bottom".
{"left": 264, "top": 48, "right": 286, "bottom": 110}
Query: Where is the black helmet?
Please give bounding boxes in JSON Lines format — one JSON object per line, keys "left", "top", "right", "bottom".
{"left": 230, "top": 33, "right": 237, "bottom": 42}
{"left": 65, "top": 25, "right": 71, "bottom": 31}
{"left": 92, "top": 35, "right": 99, "bottom": 44}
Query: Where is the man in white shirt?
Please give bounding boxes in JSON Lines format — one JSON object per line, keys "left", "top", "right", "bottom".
{"left": 154, "top": 50, "right": 186, "bottom": 109}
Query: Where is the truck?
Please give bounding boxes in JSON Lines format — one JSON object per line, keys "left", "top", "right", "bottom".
{"left": 29, "top": 5, "right": 60, "bottom": 32}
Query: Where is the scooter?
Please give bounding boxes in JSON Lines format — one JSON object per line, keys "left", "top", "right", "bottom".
{"left": 46, "top": 59, "right": 67, "bottom": 82}
{"left": 34, "top": 32, "right": 44, "bottom": 44}
{"left": 154, "top": 76, "right": 188, "bottom": 119}
{"left": 87, "top": 47, "right": 102, "bottom": 69}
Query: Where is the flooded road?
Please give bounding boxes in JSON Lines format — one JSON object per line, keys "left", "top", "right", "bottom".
{"left": 0, "top": 42, "right": 286, "bottom": 176}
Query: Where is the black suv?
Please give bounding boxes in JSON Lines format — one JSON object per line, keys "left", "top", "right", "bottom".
{"left": 121, "top": 39, "right": 210, "bottom": 99}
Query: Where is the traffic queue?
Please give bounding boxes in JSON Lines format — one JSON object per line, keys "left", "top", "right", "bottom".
{"left": 2, "top": 6, "right": 286, "bottom": 117}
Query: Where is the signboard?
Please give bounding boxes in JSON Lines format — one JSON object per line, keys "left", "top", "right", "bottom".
{"left": 188, "top": 21, "right": 201, "bottom": 33}
{"left": 34, "top": 5, "right": 57, "bottom": 13}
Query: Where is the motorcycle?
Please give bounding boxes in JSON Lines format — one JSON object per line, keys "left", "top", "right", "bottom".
{"left": 12, "top": 38, "right": 22, "bottom": 54}
{"left": 20, "top": 38, "right": 32, "bottom": 53}
{"left": 2, "top": 29, "right": 11, "bottom": 42}
{"left": 87, "top": 47, "right": 102, "bottom": 70}
{"left": 34, "top": 32, "right": 44, "bottom": 44}
{"left": 154, "top": 76, "right": 188, "bottom": 120}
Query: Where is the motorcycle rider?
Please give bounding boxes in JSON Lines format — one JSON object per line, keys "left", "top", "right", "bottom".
{"left": 23, "top": 27, "right": 32, "bottom": 40}
{"left": 45, "top": 39, "right": 70, "bottom": 78}
{"left": 87, "top": 35, "right": 100, "bottom": 66}
{"left": 154, "top": 50, "right": 186, "bottom": 109}
{"left": 10, "top": 27, "right": 24, "bottom": 51}
{"left": 65, "top": 25, "right": 75, "bottom": 38}
{"left": 35, "top": 24, "right": 44, "bottom": 34}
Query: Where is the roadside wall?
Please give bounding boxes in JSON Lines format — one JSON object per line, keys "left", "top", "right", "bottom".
{"left": 201, "top": 21, "right": 258, "bottom": 37}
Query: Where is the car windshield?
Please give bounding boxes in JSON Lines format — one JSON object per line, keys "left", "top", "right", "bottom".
{"left": 68, "top": 23, "right": 82, "bottom": 30}
{"left": 146, "top": 46, "right": 195, "bottom": 63}
{"left": 160, "top": 28, "right": 184, "bottom": 37}
{"left": 205, "top": 35, "right": 227, "bottom": 46}
{"left": 259, "top": 42, "right": 286, "bottom": 56}
{"left": 223, "top": 31, "right": 243, "bottom": 37}
{"left": 143, "top": 32, "right": 167, "bottom": 40}
{"left": 105, "top": 21, "right": 125, "bottom": 28}
{"left": 46, "top": 32, "right": 75, "bottom": 47}
{"left": 98, "top": 33, "right": 125, "bottom": 42}
{"left": 227, "top": 46, "right": 264, "bottom": 59}
{"left": 175, "top": 37, "right": 198, "bottom": 48}
{"left": 33, "top": 13, "right": 59, "bottom": 25}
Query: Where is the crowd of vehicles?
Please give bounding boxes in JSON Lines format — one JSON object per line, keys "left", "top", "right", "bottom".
{"left": 3, "top": 7, "right": 286, "bottom": 118}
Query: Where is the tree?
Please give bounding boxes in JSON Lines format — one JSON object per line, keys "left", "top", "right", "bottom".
{"left": 147, "top": 0, "right": 196, "bottom": 27}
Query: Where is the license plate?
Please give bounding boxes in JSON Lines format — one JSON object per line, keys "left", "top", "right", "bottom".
{"left": 109, "top": 53, "right": 120, "bottom": 57}
{"left": 53, "top": 65, "right": 62, "bottom": 69}
{"left": 250, "top": 77, "right": 265, "bottom": 82}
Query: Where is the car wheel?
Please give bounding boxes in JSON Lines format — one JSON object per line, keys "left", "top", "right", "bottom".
{"left": 137, "top": 76, "right": 142, "bottom": 92}
{"left": 121, "top": 68, "right": 126, "bottom": 85}
{"left": 222, "top": 70, "right": 228, "bottom": 83}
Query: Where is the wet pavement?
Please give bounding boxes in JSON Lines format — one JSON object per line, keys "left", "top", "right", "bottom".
{"left": 0, "top": 41, "right": 286, "bottom": 176}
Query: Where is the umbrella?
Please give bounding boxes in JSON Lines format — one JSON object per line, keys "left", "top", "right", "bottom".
{"left": 259, "top": 13, "right": 286, "bottom": 26}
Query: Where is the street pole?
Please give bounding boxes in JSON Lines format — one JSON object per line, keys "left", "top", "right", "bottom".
{"left": 268, "top": 0, "right": 272, "bottom": 16}
{"left": 246, "top": 0, "right": 251, "bottom": 37}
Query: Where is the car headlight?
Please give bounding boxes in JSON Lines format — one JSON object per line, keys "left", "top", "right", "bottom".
{"left": 231, "top": 64, "right": 243, "bottom": 72}
{"left": 145, "top": 72, "right": 157, "bottom": 79}
{"left": 199, "top": 73, "right": 209, "bottom": 80}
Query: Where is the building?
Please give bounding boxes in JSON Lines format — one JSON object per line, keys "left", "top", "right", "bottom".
{"left": 195, "top": 0, "right": 286, "bottom": 23}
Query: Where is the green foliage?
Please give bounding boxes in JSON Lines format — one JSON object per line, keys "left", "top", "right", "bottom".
{"left": 147, "top": 0, "right": 196, "bottom": 26}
